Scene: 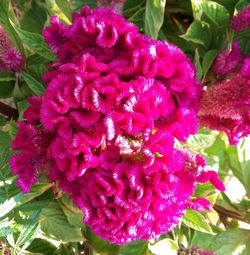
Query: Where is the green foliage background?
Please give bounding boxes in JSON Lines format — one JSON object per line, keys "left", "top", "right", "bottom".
{"left": 0, "top": 0, "right": 250, "bottom": 254}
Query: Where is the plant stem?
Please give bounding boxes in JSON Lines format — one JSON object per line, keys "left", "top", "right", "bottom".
{"left": 214, "top": 204, "right": 247, "bottom": 222}
{"left": 0, "top": 101, "right": 18, "bottom": 120}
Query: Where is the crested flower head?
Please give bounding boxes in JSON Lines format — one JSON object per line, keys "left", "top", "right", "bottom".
{"left": 231, "top": 3, "right": 250, "bottom": 32}
{"left": 10, "top": 6, "right": 224, "bottom": 244}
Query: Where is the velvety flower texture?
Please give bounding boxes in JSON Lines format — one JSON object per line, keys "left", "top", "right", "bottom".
{"left": 199, "top": 74, "right": 250, "bottom": 145}
{"left": 9, "top": 96, "right": 51, "bottom": 192}
{"left": 178, "top": 246, "right": 216, "bottom": 255}
{"left": 0, "top": 25, "right": 24, "bottom": 72}
{"left": 10, "top": 6, "right": 224, "bottom": 244}
{"left": 213, "top": 41, "right": 243, "bottom": 76}
{"left": 201, "top": 41, "right": 250, "bottom": 145}
{"left": 231, "top": 4, "right": 250, "bottom": 32}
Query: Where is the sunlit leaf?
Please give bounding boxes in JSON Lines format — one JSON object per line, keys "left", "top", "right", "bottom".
{"left": 182, "top": 20, "right": 211, "bottom": 48}
{"left": 182, "top": 209, "right": 214, "bottom": 234}
{"left": 209, "top": 229, "right": 250, "bottom": 255}
{"left": 145, "top": 0, "right": 166, "bottom": 39}
{"left": 40, "top": 202, "right": 84, "bottom": 242}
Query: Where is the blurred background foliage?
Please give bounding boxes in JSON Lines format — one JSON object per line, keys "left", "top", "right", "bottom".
{"left": 0, "top": 0, "right": 250, "bottom": 254}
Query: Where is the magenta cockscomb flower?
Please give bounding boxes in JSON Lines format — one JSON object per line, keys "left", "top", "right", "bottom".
{"left": 0, "top": 25, "right": 24, "bottom": 72}
{"left": 10, "top": 6, "right": 224, "bottom": 244}
{"left": 9, "top": 96, "right": 52, "bottom": 192}
{"left": 231, "top": 4, "right": 250, "bottom": 32}
{"left": 50, "top": 135, "right": 223, "bottom": 244}
{"left": 9, "top": 122, "right": 51, "bottom": 192}
{"left": 213, "top": 41, "right": 243, "bottom": 76}
{"left": 241, "top": 57, "right": 250, "bottom": 78}
{"left": 178, "top": 246, "right": 216, "bottom": 255}
{"left": 199, "top": 74, "right": 250, "bottom": 145}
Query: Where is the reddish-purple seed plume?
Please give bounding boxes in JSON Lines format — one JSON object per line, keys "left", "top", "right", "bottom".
{"left": 0, "top": 25, "right": 24, "bottom": 72}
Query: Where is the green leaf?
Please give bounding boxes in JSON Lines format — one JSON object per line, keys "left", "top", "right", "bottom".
{"left": 16, "top": 201, "right": 51, "bottom": 211}
{"left": 124, "top": 0, "right": 144, "bottom": 16}
{"left": 202, "top": 1, "right": 230, "bottom": 28}
{"left": 194, "top": 49, "right": 202, "bottom": 80}
{"left": 227, "top": 137, "right": 250, "bottom": 197}
{"left": 204, "top": 134, "right": 228, "bottom": 171}
{"left": 11, "top": 24, "right": 56, "bottom": 61}
{"left": 148, "top": 239, "right": 178, "bottom": 255}
{"left": 128, "top": 7, "right": 146, "bottom": 32}
{"left": 0, "top": 0, "right": 24, "bottom": 53}
{"left": 56, "top": 0, "right": 72, "bottom": 21}
{"left": 190, "top": 0, "right": 204, "bottom": 20}
{"left": 190, "top": 231, "right": 215, "bottom": 249}
{"left": 0, "top": 131, "right": 11, "bottom": 150}
{"left": 17, "top": 183, "right": 52, "bottom": 206}
{"left": 182, "top": 209, "right": 214, "bottom": 234}
{"left": 60, "top": 194, "right": 84, "bottom": 228}
{"left": 85, "top": 227, "right": 120, "bottom": 255}
{"left": 0, "top": 71, "right": 15, "bottom": 82}
{"left": 53, "top": 243, "right": 71, "bottom": 255}
{"left": 26, "top": 54, "right": 50, "bottom": 66}
{"left": 235, "top": 28, "right": 250, "bottom": 54}
{"left": 209, "top": 229, "right": 250, "bottom": 255}
{"left": 25, "top": 64, "right": 47, "bottom": 83}
{"left": 186, "top": 131, "right": 217, "bottom": 152}
{"left": 120, "top": 240, "right": 148, "bottom": 255}
{"left": 8, "top": 120, "right": 18, "bottom": 139}
{"left": 235, "top": 0, "right": 250, "bottom": 10}
{"left": 145, "top": 0, "right": 166, "bottom": 39}
{"left": 40, "top": 202, "right": 84, "bottom": 242}
{"left": 0, "top": 81, "right": 15, "bottom": 98}
{"left": 20, "top": 0, "right": 48, "bottom": 34}
{"left": 71, "top": 0, "right": 96, "bottom": 12}
{"left": 0, "top": 192, "right": 24, "bottom": 218}
{"left": 182, "top": 21, "right": 211, "bottom": 48}
{"left": 213, "top": 0, "right": 238, "bottom": 15}
{"left": 0, "top": 219, "right": 12, "bottom": 238}
{"left": 202, "top": 49, "right": 218, "bottom": 80}
{"left": 46, "top": 0, "right": 72, "bottom": 24}
{"left": 21, "top": 72, "right": 45, "bottom": 95}
{"left": 15, "top": 210, "right": 40, "bottom": 252}
{"left": 27, "top": 238, "right": 57, "bottom": 255}
{"left": 16, "top": 100, "right": 29, "bottom": 120}
{"left": 13, "top": 79, "right": 25, "bottom": 100}
{"left": 0, "top": 116, "right": 7, "bottom": 126}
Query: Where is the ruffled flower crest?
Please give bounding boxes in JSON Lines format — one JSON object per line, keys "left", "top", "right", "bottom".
{"left": 10, "top": 6, "right": 224, "bottom": 244}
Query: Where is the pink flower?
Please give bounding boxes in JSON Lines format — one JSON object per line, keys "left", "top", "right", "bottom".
{"left": 43, "top": 16, "right": 67, "bottom": 54}
{"left": 53, "top": 143, "right": 222, "bottom": 244}
{"left": 9, "top": 122, "right": 51, "bottom": 192}
{"left": 23, "top": 96, "right": 43, "bottom": 124}
{"left": 199, "top": 74, "right": 250, "bottom": 145}
{"left": 241, "top": 57, "right": 250, "bottom": 78}
{"left": 0, "top": 25, "right": 24, "bottom": 72}
{"left": 188, "top": 198, "right": 212, "bottom": 211}
{"left": 231, "top": 4, "right": 250, "bottom": 32}
{"left": 213, "top": 41, "right": 243, "bottom": 75}
{"left": 11, "top": 6, "right": 224, "bottom": 244}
